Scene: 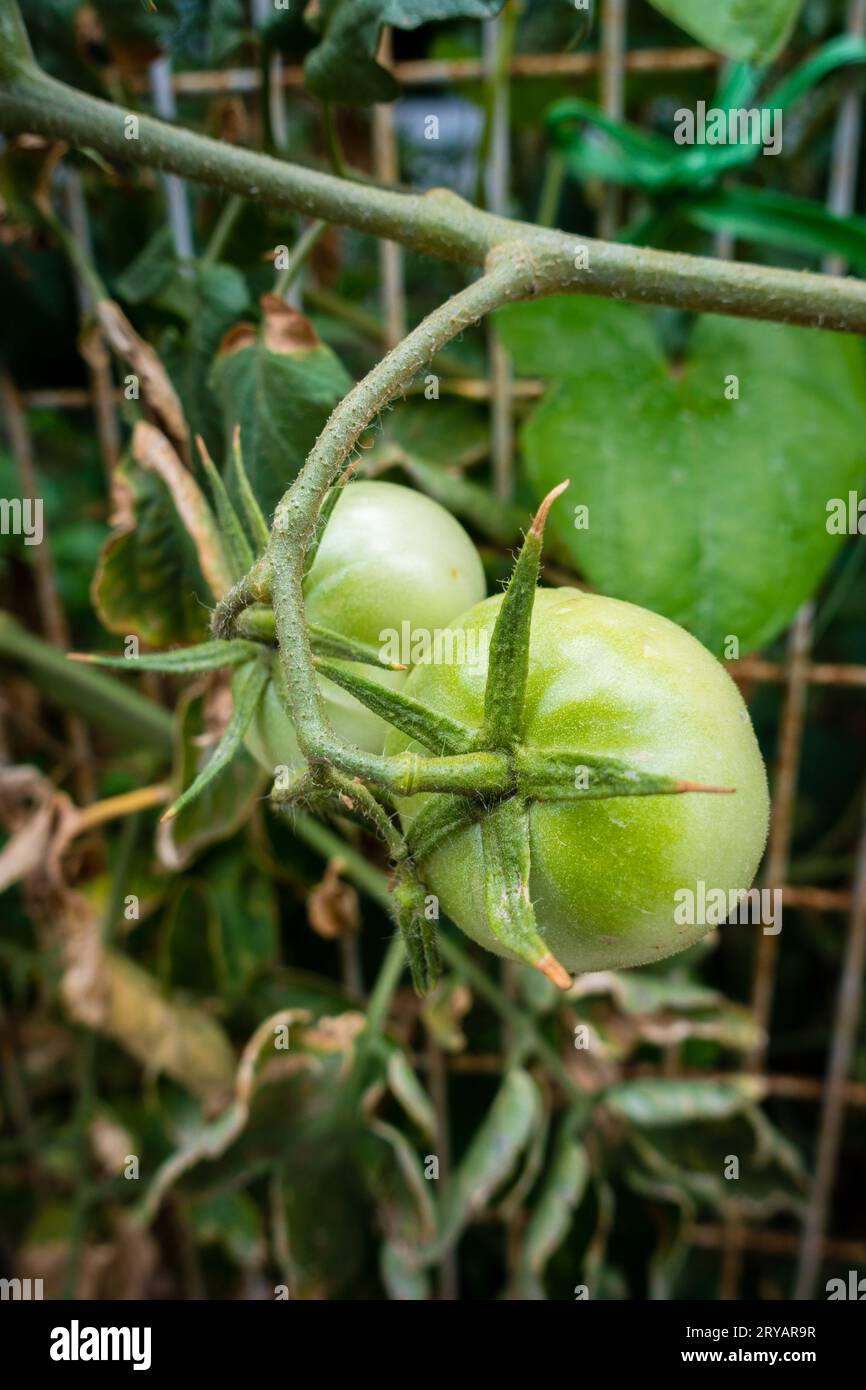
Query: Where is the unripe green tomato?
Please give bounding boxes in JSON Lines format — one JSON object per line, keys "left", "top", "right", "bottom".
{"left": 385, "top": 588, "right": 770, "bottom": 973}
{"left": 240, "top": 481, "right": 486, "bottom": 773}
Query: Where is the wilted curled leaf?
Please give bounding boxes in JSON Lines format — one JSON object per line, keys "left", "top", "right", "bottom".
{"left": 157, "top": 673, "right": 264, "bottom": 872}
{"left": 95, "top": 299, "right": 189, "bottom": 461}
{"left": 420, "top": 979, "right": 472, "bottom": 1053}
{"left": 18, "top": 1210, "right": 159, "bottom": 1301}
{"left": 0, "top": 765, "right": 64, "bottom": 892}
{"left": 298, "top": 1010, "right": 366, "bottom": 1076}
{"left": 138, "top": 1008, "right": 310, "bottom": 1223}
{"left": 308, "top": 856, "right": 360, "bottom": 939}
{"left": 131, "top": 421, "right": 233, "bottom": 601}
{"left": 56, "top": 888, "right": 236, "bottom": 1108}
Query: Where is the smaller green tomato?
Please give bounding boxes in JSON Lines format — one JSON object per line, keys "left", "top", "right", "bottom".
{"left": 240, "top": 481, "right": 487, "bottom": 773}
{"left": 386, "top": 588, "right": 770, "bottom": 974}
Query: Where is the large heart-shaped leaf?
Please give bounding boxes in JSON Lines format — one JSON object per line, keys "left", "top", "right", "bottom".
{"left": 209, "top": 295, "right": 352, "bottom": 519}
{"left": 648, "top": 0, "right": 805, "bottom": 63}
{"left": 497, "top": 296, "right": 866, "bottom": 656}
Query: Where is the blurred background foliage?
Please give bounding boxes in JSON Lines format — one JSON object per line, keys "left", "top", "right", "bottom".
{"left": 0, "top": 0, "right": 865, "bottom": 1300}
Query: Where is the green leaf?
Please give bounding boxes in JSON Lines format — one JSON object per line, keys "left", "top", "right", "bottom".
{"left": 209, "top": 296, "right": 352, "bottom": 518}
{"left": 158, "top": 674, "right": 266, "bottom": 870}
{"left": 499, "top": 298, "right": 866, "bottom": 656}
{"left": 373, "top": 398, "right": 491, "bottom": 470}
{"left": 396, "top": 454, "right": 527, "bottom": 548}
{"left": 304, "top": 0, "right": 506, "bottom": 105}
{"left": 380, "top": 1240, "right": 431, "bottom": 1300}
{"left": 606, "top": 1077, "right": 764, "bottom": 1128}
{"left": 683, "top": 185, "right": 866, "bottom": 273}
{"left": 647, "top": 0, "right": 805, "bottom": 63}
{"left": 92, "top": 456, "right": 212, "bottom": 647}
{"left": 369, "top": 1119, "right": 437, "bottom": 1240}
{"left": 386, "top": 1049, "right": 437, "bottom": 1140}
{"left": 571, "top": 970, "right": 723, "bottom": 1015}
{"left": 163, "top": 263, "right": 252, "bottom": 460}
{"left": 516, "top": 1138, "right": 589, "bottom": 1299}
{"left": 188, "top": 1191, "right": 266, "bottom": 1269}
{"left": 163, "top": 659, "right": 269, "bottom": 821}
{"left": 437, "top": 1068, "right": 541, "bottom": 1249}
{"left": 205, "top": 854, "right": 279, "bottom": 997}
{"left": 570, "top": 971, "right": 763, "bottom": 1052}
{"left": 74, "top": 640, "right": 261, "bottom": 675}
{"left": 625, "top": 1111, "right": 808, "bottom": 1223}
{"left": 0, "top": 613, "right": 173, "bottom": 754}
{"left": 114, "top": 224, "right": 177, "bottom": 305}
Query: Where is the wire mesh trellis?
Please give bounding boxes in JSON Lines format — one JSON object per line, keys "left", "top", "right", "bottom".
{"left": 4, "top": 3, "right": 865, "bottom": 1301}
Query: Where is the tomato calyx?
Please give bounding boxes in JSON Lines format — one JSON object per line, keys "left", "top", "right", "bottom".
{"left": 327, "top": 481, "right": 737, "bottom": 993}
{"left": 71, "top": 457, "right": 740, "bottom": 999}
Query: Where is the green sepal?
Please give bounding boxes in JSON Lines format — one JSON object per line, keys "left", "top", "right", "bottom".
{"left": 228, "top": 611, "right": 404, "bottom": 665}
{"left": 515, "top": 747, "right": 733, "bottom": 801}
{"left": 196, "top": 436, "right": 254, "bottom": 580}
{"left": 392, "top": 867, "right": 442, "bottom": 995}
{"left": 480, "top": 796, "right": 571, "bottom": 989}
{"left": 162, "top": 657, "right": 270, "bottom": 822}
{"left": 230, "top": 426, "right": 271, "bottom": 553}
{"left": 480, "top": 482, "right": 568, "bottom": 749}
{"left": 406, "top": 794, "right": 485, "bottom": 865}
{"left": 309, "top": 622, "right": 405, "bottom": 671}
{"left": 69, "top": 639, "right": 262, "bottom": 674}
{"left": 313, "top": 656, "right": 476, "bottom": 755}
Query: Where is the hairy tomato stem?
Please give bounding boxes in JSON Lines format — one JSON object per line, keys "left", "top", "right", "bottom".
{"left": 266, "top": 262, "right": 535, "bottom": 797}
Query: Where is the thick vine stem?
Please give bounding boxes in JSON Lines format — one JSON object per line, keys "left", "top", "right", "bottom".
{"left": 1, "top": 3, "right": 865, "bottom": 332}
{"left": 267, "top": 259, "right": 536, "bottom": 797}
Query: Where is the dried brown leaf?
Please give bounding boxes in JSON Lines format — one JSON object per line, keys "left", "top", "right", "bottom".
{"left": 260, "top": 294, "right": 320, "bottom": 352}
{"left": 307, "top": 856, "right": 360, "bottom": 939}
{"left": 132, "top": 420, "right": 233, "bottom": 600}
{"left": 96, "top": 300, "right": 188, "bottom": 459}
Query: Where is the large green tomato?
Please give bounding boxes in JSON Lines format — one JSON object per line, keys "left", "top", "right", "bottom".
{"left": 242, "top": 481, "right": 487, "bottom": 773}
{"left": 386, "top": 588, "right": 770, "bottom": 973}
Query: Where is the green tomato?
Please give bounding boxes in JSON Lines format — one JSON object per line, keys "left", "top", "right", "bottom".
{"left": 241, "top": 481, "right": 486, "bottom": 773}
{"left": 385, "top": 588, "right": 770, "bottom": 973}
